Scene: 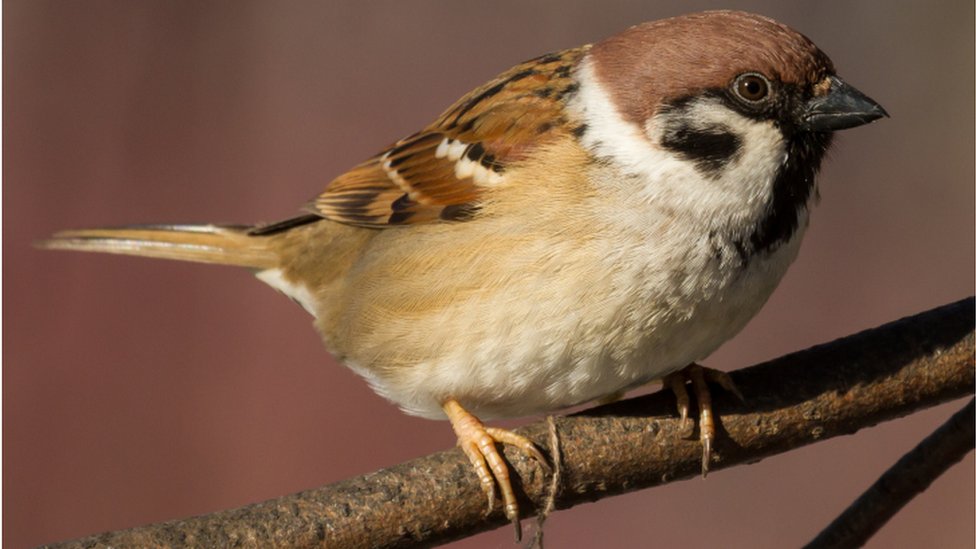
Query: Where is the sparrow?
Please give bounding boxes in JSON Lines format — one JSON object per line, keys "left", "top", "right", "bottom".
{"left": 41, "top": 10, "right": 887, "bottom": 539}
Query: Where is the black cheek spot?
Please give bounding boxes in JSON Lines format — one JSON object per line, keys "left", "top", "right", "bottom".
{"left": 571, "top": 124, "right": 588, "bottom": 138}
{"left": 659, "top": 123, "right": 742, "bottom": 177}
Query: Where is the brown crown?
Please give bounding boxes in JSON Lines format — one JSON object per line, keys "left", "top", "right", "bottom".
{"left": 589, "top": 10, "right": 835, "bottom": 125}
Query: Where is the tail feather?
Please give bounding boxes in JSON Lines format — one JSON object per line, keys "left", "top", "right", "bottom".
{"left": 38, "top": 224, "right": 279, "bottom": 269}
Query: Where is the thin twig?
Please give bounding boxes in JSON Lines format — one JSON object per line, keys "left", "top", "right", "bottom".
{"left": 805, "top": 398, "right": 975, "bottom": 549}
{"left": 39, "top": 298, "right": 975, "bottom": 549}
{"left": 528, "top": 416, "right": 562, "bottom": 548}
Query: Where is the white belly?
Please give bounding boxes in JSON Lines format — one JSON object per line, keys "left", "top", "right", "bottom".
{"left": 330, "top": 216, "right": 806, "bottom": 420}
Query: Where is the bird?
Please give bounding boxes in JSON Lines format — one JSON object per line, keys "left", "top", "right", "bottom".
{"left": 40, "top": 10, "right": 887, "bottom": 539}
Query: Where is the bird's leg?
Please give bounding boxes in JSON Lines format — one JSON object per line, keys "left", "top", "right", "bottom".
{"left": 662, "top": 363, "right": 744, "bottom": 476}
{"left": 442, "top": 398, "right": 549, "bottom": 542}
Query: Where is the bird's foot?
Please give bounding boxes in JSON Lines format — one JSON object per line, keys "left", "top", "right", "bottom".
{"left": 442, "top": 399, "right": 550, "bottom": 542}
{"left": 662, "top": 363, "right": 744, "bottom": 476}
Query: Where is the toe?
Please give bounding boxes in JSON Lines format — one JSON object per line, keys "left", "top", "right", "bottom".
{"left": 443, "top": 399, "right": 548, "bottom": 542}
{"left": 667, "top": 364, "right": 736, "bottom": 476}
{"left": 664, "top": 372, "right": 692, "bottom": 431}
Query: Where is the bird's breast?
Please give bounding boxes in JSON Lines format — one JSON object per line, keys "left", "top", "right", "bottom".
{"left": 318, "top": 194, "right": 806, "bottom": 420}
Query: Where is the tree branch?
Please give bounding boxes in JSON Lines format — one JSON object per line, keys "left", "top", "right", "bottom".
{"left": 41, "top": 298, "right": 975, "bottom": 549}
{"left": 805, "top": 398, "right": 975, "bottom": 549}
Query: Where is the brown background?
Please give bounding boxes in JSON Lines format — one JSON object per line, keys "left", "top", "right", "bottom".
{"left": 4, "top": 1, "right": 973, "bottom": 548}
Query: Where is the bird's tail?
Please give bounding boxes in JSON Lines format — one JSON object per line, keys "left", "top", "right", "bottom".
{"left": 38, "top": 223, "right": 280, "bottom": 269}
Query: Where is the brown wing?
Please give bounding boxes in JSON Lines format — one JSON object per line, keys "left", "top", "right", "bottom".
{"left": 312, "top": 46, "right": 589, "bottom": 227}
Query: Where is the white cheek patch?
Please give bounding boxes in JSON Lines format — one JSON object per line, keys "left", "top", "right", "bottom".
{"left": 569, "top": 56, "right": 790, "bottom": 222}
{"left": 570, "top": 58, "right": 670, "bottom": 180}
{"left": 256, "top": 268, "right": 318, "bottom": 318}
{"left": 650, "top": 98, "right": 786, "bottom": 187}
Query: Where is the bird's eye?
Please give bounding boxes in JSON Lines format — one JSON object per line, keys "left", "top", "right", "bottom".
{"left": 733, "top": 73, "right": 770, "bottom": 103}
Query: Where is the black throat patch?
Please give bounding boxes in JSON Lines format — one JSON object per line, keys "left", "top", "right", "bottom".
{"left": 745, "top": 131, "right": 832, "bottom": 255}
{"left": 658, "top": 95, "right": 833, "bottom": 259}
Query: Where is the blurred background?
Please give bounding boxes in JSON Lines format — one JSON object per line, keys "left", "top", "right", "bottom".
{"left": 4, "top": 1, "right": 973, "bottom": 547}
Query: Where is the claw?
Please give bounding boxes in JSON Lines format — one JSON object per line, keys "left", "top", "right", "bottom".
{"left": 665, "top": 363, "right": 743, "bottom": 475}
{"left": 663, "top": 372, "right": 692, "bottom": 432}
{"left": 704, "top": 367, "right": 745, "bottom": 402}
{"left": 443, "top": 399, "right": 548, "bottom": 542}
{"left": 701, "top": 436, "right": 712, "bottom": 476}
{"left": 511, "top": 514, "right": 522, "bottom": 542}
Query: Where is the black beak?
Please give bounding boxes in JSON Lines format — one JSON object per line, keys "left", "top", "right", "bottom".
{"left": 801, "top": 76, "right": 888, "bottom": 132}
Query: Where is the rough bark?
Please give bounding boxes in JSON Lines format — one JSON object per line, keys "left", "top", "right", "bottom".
{"left": 41, "top": 298, "right": 975, "bottom": 549}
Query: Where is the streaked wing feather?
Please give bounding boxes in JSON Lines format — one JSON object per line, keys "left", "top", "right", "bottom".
{"left": 311, "top": 47, "right": 589, "bottom": 227}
